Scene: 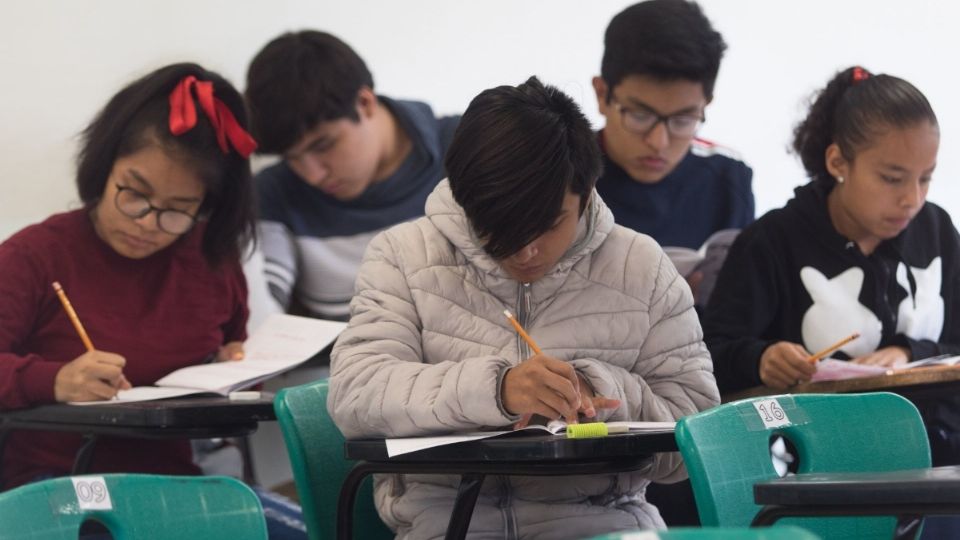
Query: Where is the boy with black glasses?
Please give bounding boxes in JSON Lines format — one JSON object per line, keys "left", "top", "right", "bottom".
{"left": 592, "top": 0, "right": 754, "bottom": 525}
{"left": 593, "top": 0, "right": 754, "bottom": 253}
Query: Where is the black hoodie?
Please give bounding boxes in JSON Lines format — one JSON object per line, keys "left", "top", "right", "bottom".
{"left": 704, "top": 179, "right": 960, "bottom": 394}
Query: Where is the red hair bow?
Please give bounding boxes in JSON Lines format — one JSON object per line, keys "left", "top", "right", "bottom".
{"left": 852, "top": 67, "right": 871, "bottom": 84}
{"left": 169, "top": 75, "right": 258, "bottom": 159}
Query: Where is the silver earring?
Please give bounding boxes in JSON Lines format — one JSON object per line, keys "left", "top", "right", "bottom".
{"left": 836, "top": 176, "right": 845, "bottom": 184}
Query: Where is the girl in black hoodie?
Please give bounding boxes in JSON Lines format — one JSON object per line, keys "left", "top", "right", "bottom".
{"left": 704, "top": 66, "right": 960, "bottom": 466}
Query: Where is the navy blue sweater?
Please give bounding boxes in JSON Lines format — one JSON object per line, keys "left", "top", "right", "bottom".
{"left": 596, "top": 135, "right": 754, "bottom": 249}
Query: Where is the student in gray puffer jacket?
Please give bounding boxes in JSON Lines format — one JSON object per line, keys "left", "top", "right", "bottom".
{"left": 328, "top": 76, "right": 720, "bottom": 540}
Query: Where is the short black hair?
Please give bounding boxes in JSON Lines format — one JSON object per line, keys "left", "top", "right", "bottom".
{"left": 792, "top": 66, "right": 938, "bottom": 184}
{"left": 245, "top": 30, "right": 374, "bottom": 153}
{"left": 77, "top": 62, "right": 256, "bottom": 267}
{"left": 446, "top": 76, "right": 602, "bottom": 260}
{"left": 601, "top": 0, "right": 726, "bottom": 100}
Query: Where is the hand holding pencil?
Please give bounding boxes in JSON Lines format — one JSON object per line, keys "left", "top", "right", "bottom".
{"left": 759, "top": 341, "right": 818, "bottom": 389}
{"left": 759, "top": 333, "right": 861, "bottom": 390}
{"left": 51, "top": 282, "right": 131, "bottom": 402}
{"left": 501, "top": 310, "right": 620, "bottom": 429}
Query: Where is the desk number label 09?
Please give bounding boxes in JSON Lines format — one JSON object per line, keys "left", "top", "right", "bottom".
{"left": 71, "top": 476, "right": 113, "bottom": 510}
{"left": 752, "top": 398, "right": 791, "bottom": 429}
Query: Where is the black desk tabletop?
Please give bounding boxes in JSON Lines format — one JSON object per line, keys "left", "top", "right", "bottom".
{"left": 345, "top": 429, "right": 677, "bottom": 463}
{"left": 0, "top": 394, "right": 276, "bottom": 437}
{"left": 754, "top": 465, "right": 960, "bottom": 506}
{"left": 339, "top": 429, "right": 678, "bottom": 540}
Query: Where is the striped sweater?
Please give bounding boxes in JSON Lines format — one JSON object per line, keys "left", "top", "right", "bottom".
{"left": 257, "top": 97, "right": 459, "bottom": 319}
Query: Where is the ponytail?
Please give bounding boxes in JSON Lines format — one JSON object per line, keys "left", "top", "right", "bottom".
{"left": 792, "top": 66, "right": 936, "bottom": 184}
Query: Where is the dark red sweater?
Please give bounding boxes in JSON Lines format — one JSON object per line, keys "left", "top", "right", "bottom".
{"left": 0, "top": 210, "right": 248, "bottom": 488}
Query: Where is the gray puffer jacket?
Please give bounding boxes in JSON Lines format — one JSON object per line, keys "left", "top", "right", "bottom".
{"left": 329, "top": 180, "right": 719, "bottom": 540}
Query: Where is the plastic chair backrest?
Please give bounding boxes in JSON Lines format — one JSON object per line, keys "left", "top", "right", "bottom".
{"left": 0, "top": 473, "right": 266, "bottom": 540}
{"left": 586, "top": 525, "right": 820, "bottom": 539}
{"left": 274, "top": 378, "right": 392, "bottom": 540}
{"left": 676, "top": 392, "right": 930, "bottom": 539}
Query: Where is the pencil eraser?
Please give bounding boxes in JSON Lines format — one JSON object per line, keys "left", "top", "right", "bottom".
{"left": 229, "top": 391, "right": 261, "bottom": 401}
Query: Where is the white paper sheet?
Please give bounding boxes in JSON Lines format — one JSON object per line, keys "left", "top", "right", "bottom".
{"left": 900, "top": 354, "right": 960, "bottom": 370}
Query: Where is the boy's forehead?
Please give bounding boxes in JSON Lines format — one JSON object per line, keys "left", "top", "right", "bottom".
{"left": 614, "top": 74, "right": 706, "bottom": 104}
{"left": 287, "top": 119, "right": 346, "bottom": 153}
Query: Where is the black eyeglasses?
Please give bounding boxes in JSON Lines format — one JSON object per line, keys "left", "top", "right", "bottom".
{"left": 114, "top": 184, "right": 198, "bottom": 235}
{"left": 611, "top": 98, "right": 704, "bottom": 139}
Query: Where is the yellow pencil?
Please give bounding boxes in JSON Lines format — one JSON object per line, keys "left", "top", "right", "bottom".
{"left": 52, "top": 281, "right": 95, "bottom": 351}
{"left": 807, "top": 333, "right": 860, "bottom": 364}
{"left": 504, "top": 310, "right": 544, "bottom": 430}
{"left": 503, "top": 310, "right": 542, "bottom": 355}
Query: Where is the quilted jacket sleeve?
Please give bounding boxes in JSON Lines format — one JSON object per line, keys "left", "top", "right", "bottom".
{"left": 570, "top": 238, "right": 720, "bottom": 483}
{"left": 328, "top": 225, "right": 518, "bottom": 439}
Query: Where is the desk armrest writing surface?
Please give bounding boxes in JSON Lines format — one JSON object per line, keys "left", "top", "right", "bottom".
{"left": 0, "top": 394, "right": 276, "bottom": 439}
{"left": 723, "top": 365, "right": 960, "bottom": 403}
{"left": 0, "top": 395, "right": 278, "bottom": 486}
{"left": 754, "top": 466, "right": 960, "bottom": 507}
{"left": 344, "top": 430, "right": 678, "bottom": 462}
{"left": 751, "top": 465, "right": 960, "bottom": 534}
{"left": 339, "top": 430, "right": 678, "bottom": 540}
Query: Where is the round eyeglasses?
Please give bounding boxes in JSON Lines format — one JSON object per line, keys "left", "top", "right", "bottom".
{"left": 114, "top": 184, "right": 198, "bottom": 235}
{"left": 612, "top": 98, "right": 704, "bottom": 139}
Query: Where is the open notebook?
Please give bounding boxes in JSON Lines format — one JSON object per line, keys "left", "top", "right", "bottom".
{"left": 384, "top": 420, "right": 676, "bottom": 457}
{"left": 72, "top": 314, "right": 346, "bottom": 405}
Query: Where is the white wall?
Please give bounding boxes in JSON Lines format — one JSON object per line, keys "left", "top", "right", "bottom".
{"left": 2, "top": 0, "right": 957, "bottom": 243}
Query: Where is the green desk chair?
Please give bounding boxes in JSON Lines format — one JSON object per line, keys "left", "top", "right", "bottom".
{"left": 586, "top": 525, "right": 820, "bottom": 539}
{"left": 0, "top": 473, "right": 266, "bottom": 540}
{"left": 274, "top": 378, "right": 392, "bottom": 540}
{"left": 676, "top": 392, "right": 930, "bottom": 540}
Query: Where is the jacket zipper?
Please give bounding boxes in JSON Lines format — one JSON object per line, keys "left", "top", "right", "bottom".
{"left": 515, "top": 283, "right": 533, "bottom": 359}
{"left": 502, "top": 282, "right": 533, "bottom": 540}
{"left": 498, "top": 475, "right": 518, "bottom": 540}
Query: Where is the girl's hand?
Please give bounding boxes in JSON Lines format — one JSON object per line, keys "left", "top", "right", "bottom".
{"left": 216, "top": 341, "right": 245, "bottom": 362}
{"left": 54, "top": 350, "right": 132, "bottom": 402}
{"left": 853, "top": 346, "right": 910, "bottom": 367}
{"left": 760, "top": 341, "right": 817, "bottom": 389}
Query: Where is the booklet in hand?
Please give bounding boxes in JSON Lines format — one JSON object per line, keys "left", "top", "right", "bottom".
{"left": 662, "top": 228, "right": 740, "bottom": 305}
{"left": 73, "top": 314, "right": 346, "bottom": 405}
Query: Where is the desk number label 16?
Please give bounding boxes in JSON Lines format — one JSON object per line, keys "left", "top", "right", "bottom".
{"left": 752, "top": 398, "right": 791, "bottom": 429}
{"left": 71, "top": 476, "right": 113, "bottom": 510}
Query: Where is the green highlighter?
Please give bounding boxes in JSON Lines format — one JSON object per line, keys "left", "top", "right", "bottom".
{"left": 566, "top": 422, "right": 629, "bottom": 439}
